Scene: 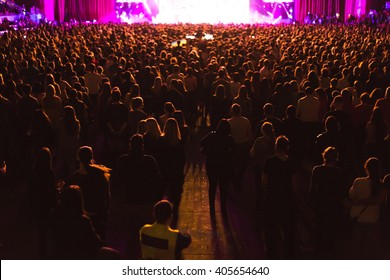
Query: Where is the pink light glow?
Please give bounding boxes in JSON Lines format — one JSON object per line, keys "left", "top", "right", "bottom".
{"left": 153, "top": 0, "right": 250, "bottom": 24}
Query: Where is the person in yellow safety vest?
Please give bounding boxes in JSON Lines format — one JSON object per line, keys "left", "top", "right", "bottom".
{"left": 140, "top": 200, "right": 191, "bottom": 259}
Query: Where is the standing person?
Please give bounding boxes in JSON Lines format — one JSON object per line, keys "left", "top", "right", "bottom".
{"left": 310, "top": 147, "right": 346, "bottom": 258}
{"left": 30, "top": 147, "right": 57, "bottom": 258}
{"left": 296, "top": 86, "right": 321, "bottom": 157}
{"left": 46, "top": 185, "right": 112, "bottom": 259}
{"left": 250, "top": 122, "right": 275, "bottom": 215}
{"left": 57, "top": 106, "right": 81, "bottom": 178}
{"left": 70, "top": 146, "right": 111, "bottom": 240}
{"left": 262, "top": 136, "right": 298, "bottom": 259}
{"left": 349, "top": 158, "right": 385, "bottom": 259}
{"left": 84, "top": 63, "right": 103, "bottom": 106}
{"left": 140, "top": 200, "right": 191, "bottom": 260}
{"left": 116, "top": 134, "right": 161, "bottom": 258}
{"left": 159, "top": 118, "right": 185, "bottom": 224}
{"left": 228, "top": 103, "right": 251, "bottom": 193}
{"left": 200, "top": 119, "right": 235, "bottom": 215}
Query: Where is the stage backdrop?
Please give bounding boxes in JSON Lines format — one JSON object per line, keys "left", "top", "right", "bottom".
{"left": 41, "top": 0, "right": 370, "bottom": 23}
{"left": 43, "top": 0, "right": 115, "bottom": 22}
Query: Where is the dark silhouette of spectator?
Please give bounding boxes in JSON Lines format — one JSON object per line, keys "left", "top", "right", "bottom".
{"left": 201, "top": 119, "right": 235, "bottom": 215}
{"left": 30, "top": 147, "right": 57, "bottom": 257}
{"left": 159, "top": 118, "right": 186, "bottom": 223}
{"left": 70, "top": 146, "right": 111, "bottom": 239}
{"left": 57, "top": 106, "right": 81, "bottom": 178}
{"left": 210, "top": 84, "right": 231, "bottom": 130}
{"left": 262, "top": 136, "right": 298, "bottom": 259}
{"left": 255, "top": 103, "right": 284, "bottom": 138}
{"left": 310, "top": 147, "right": 346, "bottom": 258}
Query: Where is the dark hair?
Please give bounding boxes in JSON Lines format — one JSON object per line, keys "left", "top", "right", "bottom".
{"left": 322, "top": 146, "right": 338, "bottom": 164}
{"left": 216, "top": 119, "right": 231, "bottom": 136}
{"left": 263, "top": 103, "right": 274, "bottom": 116}
{"left": 59, "top": 185, "right": 85, "bottom": 217}
{"left": 275, "top": 135, "right": 289, "bottom": 153}
{"left": 78, "top": 146, "right": 93, "bottom": 165}
{"left": 285, "top": 105, "right": 296, "bottom": 118}
{"left": 154, "top": 200, "right": 172, "bottom": 224}
{"left": 63, "top": 106, "right": 80, "bottom": 136}
{"left": 130, "top": 134, "right": 144, "bottom": 152}
{"left": 325, "top": 116, "right": 339, "bottom": 132}
{"left": 34, "top": 147, "right": 52, "bottom": 171}
{"left": 231, "top": 103, "right": 241, "bottom": 115}
{"left": 364, "top": 157, "right": 382, "bottom": 196}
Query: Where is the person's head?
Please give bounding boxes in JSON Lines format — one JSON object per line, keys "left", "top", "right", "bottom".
{"left": 59, "top": 185, "right": 85, "bottom": 218}
{"left": 261, "top": 122, "right": 274, "bottom": 137}
{"left": 230, "top": 103, "right": 241, "bottom": 117}
{"left": 173, "top": 64, "right": 180, "bottom": 74}
{"left": 263, "top": 103, "right": 274, "bottom": 117}
{"left": 67, "top": 88, "right": 77, "bottom": 100}
{"left": 77, "top": 146, "right": 94, "bottom": 166}
{"left": 216, "top": 119, "right": 231, "bottom": 136}
{"left": 305, "top": 86, "right": 314, "bottom": 96}
{"left": 275, "top": 135, "right": 289, "bottom": 154}
{"left": 22, "top": 84, "right": 32, "bottom": 96}
{"left": 332, "top": 95, "right": 344, "bottom": 110}
{"left": 137, "top": 119, "right": 147, "bottom": 135}
{"left": 45, "top": 84, "right": 56, "bottom": 97}
{"left": 131, "top": 97, "right": 144, "bottom": 111}
{"left": 370, "top": 107, "right": 384, "bottom": 123}
{"left": 130, "top": 134, "right": 144, "bottom": 153}
{"left": 153, "top": 76, "right": 162, "bottom": 88}
{"left": 238, "top": 85, "right": 248, "bottom": 98}
{"left": 322, "top": 146, "right": 338, "bottom": 164}
{"left": 285, "top": 105, "right": 296, "bottom": 119}
{"left": 163, "top": 118, "right": 181, "bottom": 145}
{"left": 215, "top": 84, "right": 225, "bottom": 97}
{"left": 172, "top": 110, "right": 186, "bottom": 127}
{"left": 111, "top": 88, "right": 121, "bottom": 103}
{"left": 364, "top": 157, "right": 381, "bottom": 182}
{"left": 145, "top": 117, "right": 162, "bottom": 140}
{"left": 325, "top": 116, "right": 340, "bottom": 132}
{"left": 34, "top": 147, "right": 52, "bottom": 171}
{"left": 385, "top": 86, "right": 390, "bottom": 99}
{"left": 164, "top": 102, "right": 176, "bottom": 115}
{"left": 64, "top": 105, "right": 77, "bottom": 121}
{"left": 153, "top": 200, "right": 173, "bottom": 224}
{"left": 360, "top": 92, "right": 370, "bottom": 104}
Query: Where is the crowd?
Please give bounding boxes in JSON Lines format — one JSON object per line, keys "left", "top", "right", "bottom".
{"left": 1, "top": 20, "right": 390, "bottom": 259}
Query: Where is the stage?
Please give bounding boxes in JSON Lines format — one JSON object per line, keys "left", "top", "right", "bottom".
{"left": 115, "top": 0, "right": 295, "bottom": 24}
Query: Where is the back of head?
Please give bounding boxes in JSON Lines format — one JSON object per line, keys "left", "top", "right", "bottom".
{"left": 59, "top": 185, "right": 85, "bottom": 217}
{"left": 34, "top": 147, "right": 52, "bottom": 171}
{"left": 131, "top": 97, "right": 144, "bottom": 111}
{"left": 322, "top": 146, "right": 338, "bottom": 164}
{"left": 285, "top": 105, "right": 296, "bottom": 118}
{"left": 78, "top": 146, "right": 93, "bottom": 165}
{"left": 154, "top": 200, "right": 172, "bottom": 224}
{"left": 216, "top": 119, "right": 231, "bottom": 136}
{"left": 164, "top": 102, "right": 175, "bottom": 114}
{"left": 130, "top": 134, "right": 144, "bottom": 152}
{"left": 263, "top": 103, "right": 274, "bottom": 117}
{"left": 364, "top": 157, "right": 381, "bottom": 195}
{"left": 325, "top": 116, "right": 339, "bottom": 132}
{"left": 261, "top": 122, "right": 274, "bottom": 136}
{"left": 275, "top": 135, "right": 289, "bottom": 154}
{"left": 230, "top": 103, "right": 241, "bottom": 116}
